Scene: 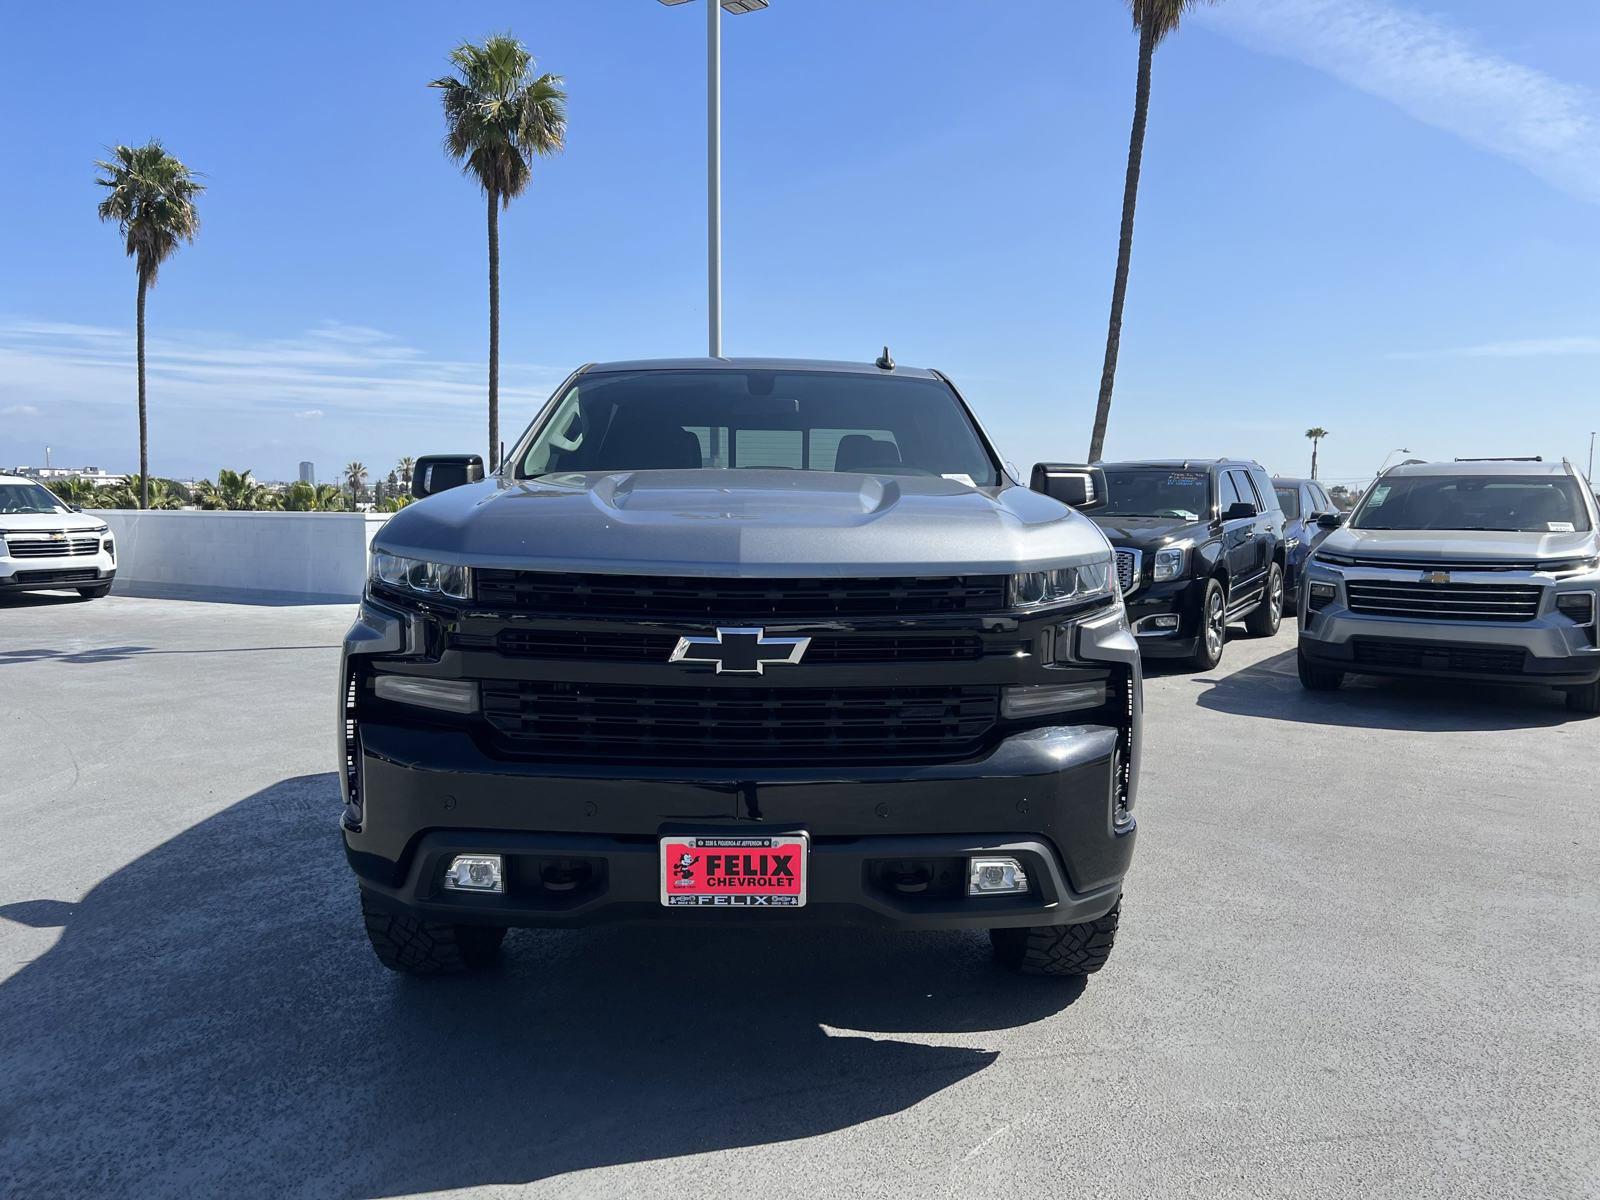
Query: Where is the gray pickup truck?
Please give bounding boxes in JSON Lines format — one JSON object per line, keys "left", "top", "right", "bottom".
{"left": 1298, "top": 458, "right": 1600, "bottom": 712}
{"left": 341, "top": 357, "right": 1142, "bottom": 979}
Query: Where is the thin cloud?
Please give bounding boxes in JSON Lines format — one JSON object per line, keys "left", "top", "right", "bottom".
{"left": 0, "top": 319, "right": 561, "bottom": 424}
{"left": 1202, "top": 0, "right": 1600, "bottom": 204}
{"left": 1391, "top": 335, "right": 1600, "bottom": 360}
{"left": 3, "top": 403, "right": 42, "bottom": 417}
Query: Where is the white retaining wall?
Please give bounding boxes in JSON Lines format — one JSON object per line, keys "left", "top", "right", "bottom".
{"left": 93, "top": 510, "right": 390, "bottom": 604}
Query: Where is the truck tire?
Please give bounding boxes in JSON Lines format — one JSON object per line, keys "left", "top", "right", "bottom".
{"left": 360, "top": 889, "right": 506, "bottom": 975}
{"left": 1245, "top": 562, "right": 1283, "bottom": 637}
{"left": 77, "top": 584, "right": 112, "bottom": 599}
{"left": 1567, "top": 680, "right": 1600, "bottom": 715}
{"left": 990, "top": 899, "right": 1120, "bottom": 977}
{"left": 1297, "top": 647, "right": 1343, "bottom": 691}
{"left": 1186, "top": 579, "right": 1227, "bottom": 671}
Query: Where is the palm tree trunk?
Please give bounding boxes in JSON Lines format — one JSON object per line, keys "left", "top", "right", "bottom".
{"left": 1311, "top": 441, "right": 1319, "bottom": 479}
{"left": 1089, "top": 15, "right": 1157, "bottom": 464}
{"left": 487, "top": 187, "right": 501, "bottom": 472}
{"left": 136, "top": 272, "right": 150, "bottom": 510}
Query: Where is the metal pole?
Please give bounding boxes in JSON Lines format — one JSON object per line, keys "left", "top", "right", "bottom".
{"left": 1589, "top": 431, "right": 1595, "bottom": 480}
{"left": 707, "top": 0, "right": 723, "bottom": 358}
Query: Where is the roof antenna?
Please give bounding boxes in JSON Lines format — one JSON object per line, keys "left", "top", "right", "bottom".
{"left": 875, "top": 345, "right": 895, "bottom": 371}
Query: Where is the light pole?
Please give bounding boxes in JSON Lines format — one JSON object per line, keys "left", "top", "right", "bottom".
{"left": 1588, "top": 431, "right": 1595, "bottom": 481}
{"left": 1377, "top": 447, "right": 1411, "bottom": 475}
{"left": 658, "top": 0, "right": 770, "bottom": 357}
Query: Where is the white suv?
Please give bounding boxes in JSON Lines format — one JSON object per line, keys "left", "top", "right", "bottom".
{"left": 0, "top": 474, "right": 118, "bottom": 599}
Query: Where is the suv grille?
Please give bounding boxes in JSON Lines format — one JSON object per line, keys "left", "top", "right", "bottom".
{"left": 1345, "top": 580, "right": 1541, "bottom": 622}
{"left": 480, "top": 681, "right": 1000, "bottom": 765}
{"left": 1114, "top": 549, "right": 1140, "bottom": 596}
{"left": 474, "top": 628, "right": 985, "bottom": 665}
{"left": 1352, "top": 638, "right": 1528, "bottom": 675}
{"left": 6, "top": 534, "right": 101, "bottom": 558}
{"left": 474, "top": 571, "right": 1008, "bottom": 619}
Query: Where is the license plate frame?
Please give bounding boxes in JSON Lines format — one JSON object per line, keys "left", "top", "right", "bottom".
{"left": 659, "top": 833, "right": 809, "bottom": 908}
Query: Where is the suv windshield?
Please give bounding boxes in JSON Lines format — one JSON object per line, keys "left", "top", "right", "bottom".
{"left": 1352, "top": 474, "right": 1593, "bottom": 532}
{"left": 0, "top": 482, "right": 71, "bottom": 515}
{"left": 513, "top": 369, "right": 1001, "bottom": 485}
{"left": 1100, "top": 469, "right": 1211, "bottom": 520}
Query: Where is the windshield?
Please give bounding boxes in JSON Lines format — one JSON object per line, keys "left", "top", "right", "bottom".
{"left": 0, "top": 482, "right": 71, "bottom": 516}
{"left": 513, "top": 370, "right": 1001, "bottom": 485}
{"left": 1352, "top": 474, "right": 1593, "bottom": 532}
{"left": 1274, "top": 485, "right": 1301, "bottom": 520}
{"left": 1100, "top": 469, "right": 1211, "bottom": 521}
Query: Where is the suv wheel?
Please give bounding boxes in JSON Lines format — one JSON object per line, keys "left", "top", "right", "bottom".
{"left": 1297, "top": 647, "right": 1343, "bottom": 691}
{"left": 1567, "top": 680, "right": 1600, "bottom": 715}
{"left": 1187, "top": 578, "right": 1227, "bottom": 670}
{"left": 990, "top": 899, "right": 1120, "bottom": 977}
{"left": 360, "top": 889, "right": 507, "bottom": 975}
{"left": 77, "top": 584, "right": 112, "bottom": 599}
{"left": 1245, "top": 563, "right": 1283, "bottom": 637}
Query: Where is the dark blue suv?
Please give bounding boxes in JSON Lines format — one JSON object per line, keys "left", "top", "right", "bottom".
{"left": 1271, "top": 477, "right": 1342, "bottom": 610}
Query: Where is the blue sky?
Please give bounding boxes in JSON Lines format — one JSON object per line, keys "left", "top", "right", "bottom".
{"left": 1, "top": 0, "right": 1597, "bottom": 488}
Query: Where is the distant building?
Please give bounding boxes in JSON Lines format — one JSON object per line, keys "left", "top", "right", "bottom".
{"left": 298, "top": 461, "right": 315, "bottom": 485}
{"left": 13, "top": 466, "right": 126, "bottom": 488}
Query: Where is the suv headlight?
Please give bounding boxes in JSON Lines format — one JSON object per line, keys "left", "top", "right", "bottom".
{"left": 1009, "top": 557, "right": 1116, "bottom": 610}
{"left": 370, "top": 551, "right": 472, "bottom": 600}
{"left": 1152, "top": 546, "right": 1186, "bottom": 582}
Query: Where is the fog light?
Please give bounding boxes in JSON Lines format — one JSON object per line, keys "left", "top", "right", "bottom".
{"left": 968, "top": 856, "right": 1029, "bottom": 896}
{"left": 1308, "top": 581, "right": 1338, "bottom": 611}
{"left": 1001, "top": 682, "right": 1106, "bottom": 719}
{"left": 374, "top": 675, "right": 479, "bottom": 713}
{"left": 444, "top": 854, "right": 503, "bottom": 893}
{"left": 1556, "top": 592, "right": 1595, "bottom": 626}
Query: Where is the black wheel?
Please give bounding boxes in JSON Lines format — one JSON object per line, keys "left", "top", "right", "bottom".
{"left": 991, "top": 899, "right": 1120, "bottom": 978}
{"left": 360, "top": 889, "right": 506, "bottom": 975}
{"left": 1297, "top": 647, "right": 1343, "bottom": 691}
{"left": 1186, "top": 578, "right": 1227, "bottom": 671}
{"left": 1245, "top": 562, "right": 1284, "bottom": 637}
{"left": 1567, "top": 680, "right": 1600, "bottom": 715}
{"left": 77, "top": 584, "right": 112, "bottom": 599}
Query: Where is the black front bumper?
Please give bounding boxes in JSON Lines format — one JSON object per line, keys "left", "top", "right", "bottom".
{"left": 1299, "top": 634, "right": 1600, "bottom": 687}
{"left": 346, "top": 719, "right": 1134, "bottom": 931}
{"left": 1124, "top": 578, "right": 1206, "bottom": 659}
{"left": 0, "top": 567, "right": 114, "bottom": 590}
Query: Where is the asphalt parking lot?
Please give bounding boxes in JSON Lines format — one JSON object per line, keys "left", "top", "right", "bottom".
{"left": 2, "top": 594, "right": 1596, "bottom": 1199}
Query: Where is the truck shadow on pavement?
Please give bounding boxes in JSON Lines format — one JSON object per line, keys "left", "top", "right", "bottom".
{"left": 1196, "top": 647, "right": 1580, "bottom": 732}
{"left": 0, "top": 773, "right": 1082, "bottom": 1198}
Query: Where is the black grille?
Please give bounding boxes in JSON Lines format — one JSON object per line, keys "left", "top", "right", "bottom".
{"left": 1352, "top": 639, "right": 1528, "bottom": 675}
{"left": 1114, "top": 549, "right": 1139, "bottom": 595}
{"left": 6, "top": 535, "right": 101, "bottom": 558}
{"left": 475, "top": 628, "right": 985, "bottom": 665}
{"left": 1346, "top": 580, "right": 1542, "bottom": 622}
{"left": 12, "top": 569, "right": 101, "bottom": 585}
{"left": 474, "top": 571, "right": 1008, "bottom": 619}
{"left": 480, "top": 681, "right": 999, "bottom": 764}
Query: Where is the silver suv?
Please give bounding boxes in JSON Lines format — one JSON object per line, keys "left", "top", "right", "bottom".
{"left": 1297, "top": 458, "right": 1600, "bottom": 713}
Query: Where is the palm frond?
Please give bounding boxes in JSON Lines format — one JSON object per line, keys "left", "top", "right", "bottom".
{"left": 93, "top": 140, "right": 204, "bottom": 285}
{"left": 431, "top": 34, "right": 567, "bottom": 201}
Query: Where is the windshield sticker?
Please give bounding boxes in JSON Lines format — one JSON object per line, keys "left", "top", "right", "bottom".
{"left": 1166, "top": 474, "right": 1205, "bottom": 486}
{"left": 1367, "top": 485, "right": 1390, "bottom": 506}
{"left": 1548, "top": 521, "right": 1575, "bottom": 533}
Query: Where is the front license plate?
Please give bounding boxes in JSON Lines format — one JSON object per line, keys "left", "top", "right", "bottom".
{"left": 659, "top": 833, "right": 808, "bottom": 908}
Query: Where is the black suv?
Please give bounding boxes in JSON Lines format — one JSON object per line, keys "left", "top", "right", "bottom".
{"left": 1086, "top": 460, "right": 1288, "bottom": 669}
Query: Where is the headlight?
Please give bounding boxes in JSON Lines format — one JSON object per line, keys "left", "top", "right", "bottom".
{"left": 1009, "top": 557, "right": 1116, "bottom": 610}
{"left": 1152, "top": 546, "right": 1186, "bottom": 582}
{"left": 1540, "top": 555, "right": 1600, "bottom": 576}
{"left": 1311, "top": 550, "right": 1357, "bottom": 567}
{"left": 370, "top": 551, "right": 472, "bottom": 600}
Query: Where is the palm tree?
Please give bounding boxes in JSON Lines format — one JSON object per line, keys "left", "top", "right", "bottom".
{"left": 432, "top": 35, "right": 567, "bottom": 471}
{"left": 345, "top": 462, "right": 368, "bottom": 506}
{"left": 1306, "top": 427, "right": 1329, "bottom": 479}
{"left": 1088, "top": 1, "right": 1216, "bottom": 463}
{"left": 396, "top": 458, "right": 415, "bottom": 490}
{"left": 94, "top": 141, "right": 204, "bottom": 509}
{"left": 196, "top": 467, "right": 271, "bottom": 510}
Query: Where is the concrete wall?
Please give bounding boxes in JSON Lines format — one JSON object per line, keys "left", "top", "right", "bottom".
{"left": 93, "top": 510, "right": 390, "bottom": 604}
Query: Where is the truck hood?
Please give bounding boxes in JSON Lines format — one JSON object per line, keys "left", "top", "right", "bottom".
{"left": 1087, "top": 514, "right": 1210, "bottom": 552}
{"left": 1319, "top": 526, "right": 1595, "bottom": 563}
{"left": 0, "top": 511, "right": 108, "bottom": 534}
{"left": 374, "top": 470, "right": 1112, "bottom": 576}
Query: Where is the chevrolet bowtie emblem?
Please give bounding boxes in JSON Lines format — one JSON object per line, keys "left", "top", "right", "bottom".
{"left": 668, "top": 627, "right": 811, "bottom": 675}
{"left": 1421, "top": 571, "right": 1451, "bottom": 585}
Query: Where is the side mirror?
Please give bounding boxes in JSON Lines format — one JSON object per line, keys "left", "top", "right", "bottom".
{"left": 411, "top": 454, "right": 485, "bottom": 499}
{"left": 1223, "top": 501, "right": 1258, "bottom": 521}
{"left": 1029, "top": 463, "right": 1107, "bottom": 511}
{"left": 1316, "top": 511, "right": 1346, "bottom": 530}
